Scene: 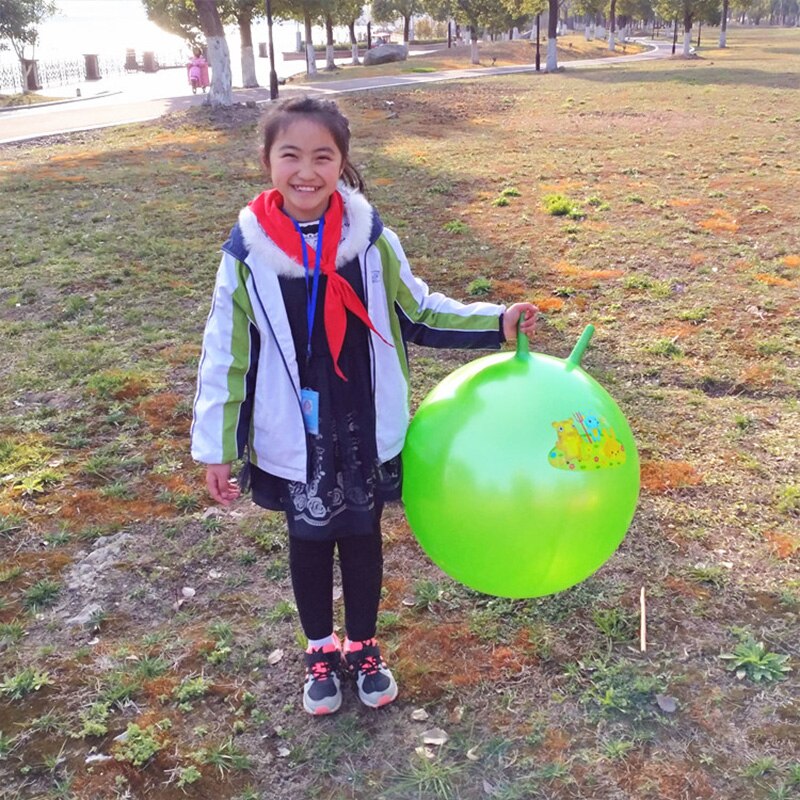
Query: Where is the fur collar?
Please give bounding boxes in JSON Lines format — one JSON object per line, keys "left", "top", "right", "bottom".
{"left": 237, "top": 185, "right": 375, "bottom": 278}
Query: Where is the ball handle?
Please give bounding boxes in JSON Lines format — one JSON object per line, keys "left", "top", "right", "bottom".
{"left": 567, "top": 324, "right": 595, "bottom": 367}
{"left": 515, "top": 316, "right": 531, "bottom": 362}
{"left": 515, "top": 320, "right": 596, "bottom": 367}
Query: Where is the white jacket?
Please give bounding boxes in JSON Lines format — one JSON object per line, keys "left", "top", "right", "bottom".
{"left": 191, "top": 187, "right": 505, "bottom": 482}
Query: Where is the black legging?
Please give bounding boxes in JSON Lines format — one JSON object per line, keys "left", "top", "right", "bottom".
{"left": 289, "top": 530, "right": 383, "bottom": 642}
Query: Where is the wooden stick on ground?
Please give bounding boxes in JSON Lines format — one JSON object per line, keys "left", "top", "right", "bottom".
{"left": 640, "top": 586, "right": 647, "bottom": 652}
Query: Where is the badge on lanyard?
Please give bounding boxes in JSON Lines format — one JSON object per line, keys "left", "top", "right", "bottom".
{"left": 300, "top": 388, "right": 320, "bottom": 436}
{"left": 294, "top": 216, "right": 325, "bottom": 438}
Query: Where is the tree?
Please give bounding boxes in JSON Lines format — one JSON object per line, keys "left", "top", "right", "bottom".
{"left": 437, "top": 0, "right": 508, "bottom": 63}
{"left": 336, "top": 0, "right": 365, "bottom": 64}
{"left": 195, "top": 0, "right": 233, "bottom": 104}
{"left": 503, "top": 0, "right": 547, "bottom": 38}
{"left": 142, "top": 1, "right": 260, "bottom": 90}
{"left": 0, "top": 0, "right": 56, "bottom": 92}
{"left": 277, "top": 0, "right": 324, "bottom": 75}
{"left": 572, "top": 0, "right": 605, "bottom": 38}
{"left": 321, "top": 0, "right": 336, "bottom": 69}
{"left": 608, "top": 0, "right": 618, "bottom": 49}
{"left": 226, "top": 1, "right": 264, "bottom": 87}
{"left": 371, "top": 0, "right": 421, "bottom": 43}
{"left": 546, "top": 0, "right": 557, "bottom": 69}
{"left": 141, "top": 0, "right": 203, "bottom": 44}
{"left": 719, "top": 0, "right": 729, "bottom": 46}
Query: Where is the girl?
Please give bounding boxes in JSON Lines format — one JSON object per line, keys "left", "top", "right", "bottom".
{"left": 187, "top": 47, "right": 208, "bottom": 94}
{"left": 191, "top": 97, "right": 537, "bottom": 715}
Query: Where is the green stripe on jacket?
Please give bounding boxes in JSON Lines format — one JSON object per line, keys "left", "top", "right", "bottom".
{"left": 222, "top": 261, "right": 256, "bottom": 464}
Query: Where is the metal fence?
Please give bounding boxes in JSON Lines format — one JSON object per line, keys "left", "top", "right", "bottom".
{"left": 0, "top": 52, "right": 185, "bottom": 94}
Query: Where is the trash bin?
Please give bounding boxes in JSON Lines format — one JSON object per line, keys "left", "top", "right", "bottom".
{"left": 21, "top": 59, "right": 41, "bottom": 90}
{"left": 142, "top": 51, "right": 157, "bottom": 72}
{"left": 125, "top": 49, "right": 138, "bottom": 71}
{"left": 83, "top": 54, "right": 101, "bottom": 80}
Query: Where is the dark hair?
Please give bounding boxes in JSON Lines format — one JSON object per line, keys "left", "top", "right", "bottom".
{"left": 260, "top": 96, "right": 365, "bottom": 193}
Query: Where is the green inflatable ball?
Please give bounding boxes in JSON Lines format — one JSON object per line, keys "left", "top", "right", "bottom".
{"left": 402, "top": 325, "right": 639, "bottom": 598}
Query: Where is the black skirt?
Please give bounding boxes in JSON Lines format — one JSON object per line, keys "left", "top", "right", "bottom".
{"left": 250, "top": 258, "right": 401, "bottom": 540}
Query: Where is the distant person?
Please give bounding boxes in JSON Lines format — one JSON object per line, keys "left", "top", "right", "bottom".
{"left": 191, "top": 96, "right": 537, "bottom": 715}
{"left": 187, "top": 47, "right": 208, "bottom": 94}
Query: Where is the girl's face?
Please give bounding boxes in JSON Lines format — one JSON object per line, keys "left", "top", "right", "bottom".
{"left": 266, "top": 118, "right": 345, "bottom": 222}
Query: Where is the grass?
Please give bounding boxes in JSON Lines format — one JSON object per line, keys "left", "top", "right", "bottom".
{"left": 1, "top": 24, "right": 799, "bottom": 800}
{"left": 288, "top": 35, "right": 646, "bottom": 85}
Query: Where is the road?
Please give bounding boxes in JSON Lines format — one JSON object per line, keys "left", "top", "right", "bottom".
{"left": 0, "top": 39, "right": 674, "bottom": 146}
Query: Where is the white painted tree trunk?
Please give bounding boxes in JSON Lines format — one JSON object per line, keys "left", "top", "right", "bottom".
{"left": 547, "top": 37, "right": 557, "bottom": 71}
{"left": 351, "top": 44, "right": 359, "bottom": 65}
{"left": 585, "top": 25, "right": 591, "bottom": 41}
{"left": 609, "top": 31, "right": 616, "bottom": 51}
{"left": 207, "top": 35, "right": 233, "bottom": 106}
{"left": 719, "top": 28, "right": 727, "bottom": 47}
{"left": 306, "top": 42, "right": 317, "bottom": 75}
{"left": 326, "top": 45, "right": 335, "bottom": 70}
{"left": 471, "top": 40, "right": 479, "bottom": 64}
{"left": 241, "top": 45, "right": 258, "bottom": 87}
{"left": 683, "top": 30, "right": 692, "bottom": 55}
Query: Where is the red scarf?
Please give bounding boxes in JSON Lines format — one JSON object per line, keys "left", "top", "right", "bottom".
{"left": 249, "top": 188, "right": 390, "bottom": 381}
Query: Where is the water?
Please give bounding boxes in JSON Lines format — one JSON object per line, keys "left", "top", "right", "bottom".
{"left": 1, "top": 0, "right": 363, "bottom": 80}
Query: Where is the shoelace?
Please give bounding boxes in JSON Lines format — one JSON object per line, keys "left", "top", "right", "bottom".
{"left": 358, "top": 653, "right": 382, "bottom": 676}
{"left": 309, "top": 654, "right": 334, "bottom": 680}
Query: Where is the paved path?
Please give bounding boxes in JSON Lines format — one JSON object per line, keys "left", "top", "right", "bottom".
{"left": 0, "top": 39, "right": 673, "bottom": 145}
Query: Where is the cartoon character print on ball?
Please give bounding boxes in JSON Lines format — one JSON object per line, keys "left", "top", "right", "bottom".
{"left": 549, "top": 411, "right": 626, "bottom": 471}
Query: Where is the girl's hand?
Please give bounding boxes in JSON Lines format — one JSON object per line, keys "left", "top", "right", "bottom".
{"left": 503, "top": 302, "right": 538, "bottom": 343}
{"left": 206, "top": 464, "right": 240, "bottom": 506}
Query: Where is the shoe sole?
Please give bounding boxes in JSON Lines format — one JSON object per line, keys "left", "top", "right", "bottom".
{"left": 357, "top": 682, "right": 398, "bottom": 709}
{"left": 304, "top": 695, "right": 342, "bottom": 715}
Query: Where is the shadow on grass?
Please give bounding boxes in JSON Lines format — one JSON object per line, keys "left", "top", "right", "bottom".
{"left": 564, "top": 65, "right": 800, "bottom": 89}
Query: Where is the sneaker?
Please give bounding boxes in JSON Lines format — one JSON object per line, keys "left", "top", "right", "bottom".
{"left": 344, "top": 638, "right": 398, "bottom": 709}
{"left": 303, "top": 635, "right": 342, "bottom": 716}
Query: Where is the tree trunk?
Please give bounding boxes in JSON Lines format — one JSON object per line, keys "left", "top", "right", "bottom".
{"left": 609, "top": 0, "right": 617, "bottom": 50}
{"left": 682, "top": 9, "right": 693, "bottom": 56}
{"left": 304, "top": 12, "right": 317, "bottom": 76}
{"left": 196, "top": 0, "right": 232, "bottom": 106}
{"left": 403, "top": 14, "right": 411, "bottom": 44}
{"left": 348, "top": 21, "right": 359, "bottom": 65}
{"left": 325, "top": 16, "right": 335, "bottom": 70}
{"left": 238, "top": 15, "right": 258, "bottom": 87}
{"left": 719, "top": 0, "right": 729, "bottom": 47}
{"left": 470, "top": 26, "right": 479, "bottom": 64}
{"left": 547, "top": 0, "right": 559, "bottom": 71}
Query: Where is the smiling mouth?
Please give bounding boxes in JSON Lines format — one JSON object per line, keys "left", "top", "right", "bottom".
{"left": 291, "top": 185, "right": 319, "bottom": 193}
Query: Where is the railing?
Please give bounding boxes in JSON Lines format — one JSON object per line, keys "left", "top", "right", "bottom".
{"left": 0, "top": 52, "right": 186, "bottom": 94}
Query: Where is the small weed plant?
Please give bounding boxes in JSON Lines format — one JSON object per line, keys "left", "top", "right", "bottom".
{"left": 543, "top": 193, "right": 584, "bottom": 219}
{"left": 114, "top": 720, "right": 171, "bottom": 766}
{"left": 467, "top": 277, "right": 492, "bottom": 296}
{"left": 0, "top": 667, "right": 53, "bottom": 700}
{"left": 23, "top": 579, "right": 60, "bottom": 611}
{"left": 592, "top": 607, "right": 637, "bottom": 643}
{"left": 387, "top": 753, "right": 461, "bottom": 799}
{"left": 720, "top": 634, "right": 791, "bottom": 682}
{"left": 195, "top": 737, "right": 252, "bottom": 777}
{"left": 77, "top": 701, "right": 112, "bottom": 738}
{"left": 173, "top": 674, "right": 212, "bottom": 703}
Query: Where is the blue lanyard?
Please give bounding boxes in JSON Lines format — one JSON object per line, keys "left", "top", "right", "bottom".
{"left": 293, "top": 215, "right": 325, "bottom": 365}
